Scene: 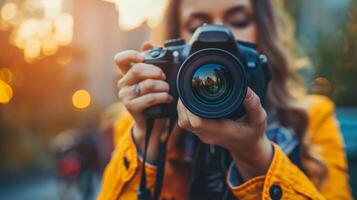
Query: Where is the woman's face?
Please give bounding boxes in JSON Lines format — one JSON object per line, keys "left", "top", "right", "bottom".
{"left": 180, "top": 0, "right": 257, "bottom": 43}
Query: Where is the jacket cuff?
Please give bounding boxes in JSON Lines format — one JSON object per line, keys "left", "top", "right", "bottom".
{"left": 131, "top": 128, "right": 158, "bottom": 169}
{"left": 128, "top": 126, "right": 157, "bottom": 177}
{"left": 226, "top": 152, "right": 267, "bottom": 199}
{"left": 227, "top": 143, "right": 323, "bottom": 199}
{"left": 100, "top": 124, "right": 158, "bottom": 199}
{"left": 227, "top": 161, "right": 243, "bottom": 187}
{"left": 111, "top": 123, "right": 158, "bottom": 182}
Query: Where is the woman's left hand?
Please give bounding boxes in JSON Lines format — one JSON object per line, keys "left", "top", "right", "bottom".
{"left": 177, "top": 87, "right": 273, "bottom": 181}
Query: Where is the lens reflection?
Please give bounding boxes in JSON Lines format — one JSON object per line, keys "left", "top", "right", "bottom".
{"left": 192, "top": 64, "right": 231, "bottom": 103}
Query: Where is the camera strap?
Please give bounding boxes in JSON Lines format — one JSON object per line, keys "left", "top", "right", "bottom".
{"left": 138, "top": 118, "right": 176, "bottom": 200}
{"left": 137, "top": 118, "right": 153, "bottom": 200}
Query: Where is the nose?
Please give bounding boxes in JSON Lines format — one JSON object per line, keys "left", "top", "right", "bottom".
{"left": 212, "top": 17, "right": 224, "bottom": 25}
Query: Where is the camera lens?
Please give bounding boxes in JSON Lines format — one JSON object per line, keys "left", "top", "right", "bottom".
{"left": 192, "top": 64, "right": 231, "bottom": 103}
{"left": 177, "top": 48, "right": 247, "bottom": 119}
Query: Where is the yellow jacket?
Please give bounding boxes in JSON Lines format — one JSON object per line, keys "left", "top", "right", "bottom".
{"left": 97, "top": 95, "right": 352, "bottom": 199}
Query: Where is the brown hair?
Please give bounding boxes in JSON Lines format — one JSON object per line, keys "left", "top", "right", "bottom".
{"left": 152, "top": 0, "right": 327, "bottom": 188}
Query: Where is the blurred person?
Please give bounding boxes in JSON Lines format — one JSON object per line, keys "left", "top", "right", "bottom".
{"left": 98, "top": 0, "right": 352, "bottom": 199}
{"left": 54, "top": 123, "right": 101, "bottom": 200}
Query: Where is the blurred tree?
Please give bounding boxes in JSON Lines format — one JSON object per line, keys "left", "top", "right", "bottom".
{"left": 284, "top": 0, "right": 301, "bottom": 20}
{"left": 313, "top": 0, "right": 357, "bottom": 106}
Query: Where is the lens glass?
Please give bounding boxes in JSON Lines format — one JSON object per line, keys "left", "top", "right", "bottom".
{"left": 191, "top": 63, "right": 231, "bottom": 103}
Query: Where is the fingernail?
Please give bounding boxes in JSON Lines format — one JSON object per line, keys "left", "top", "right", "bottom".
{"left": 113, "top": 53, "right": 119, "bottom": 62}
{"left": 162, "top": 73, "right": 166, "bottom": 80}
{"left": 245, "top": 88, "right": 253, "bottom": 101}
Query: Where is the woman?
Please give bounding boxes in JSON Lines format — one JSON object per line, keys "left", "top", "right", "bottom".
{"left": 98, "top": 0, "right": 352, "bottom": 199}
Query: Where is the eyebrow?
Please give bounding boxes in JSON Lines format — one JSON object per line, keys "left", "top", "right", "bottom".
{"left": 188, "top": 12, "right": 211, "bottom": 21}
{"left": 188, "top": 5, "right": 249, "bottom": 21}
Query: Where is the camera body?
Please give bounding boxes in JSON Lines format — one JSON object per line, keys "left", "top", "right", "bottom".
{"left": 142, "top": 24, "right": 271, "bottom": 119}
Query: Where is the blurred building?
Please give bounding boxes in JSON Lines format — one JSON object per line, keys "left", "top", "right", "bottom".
{"left": 70, "top": 0, "right": 150, "bottom": 107}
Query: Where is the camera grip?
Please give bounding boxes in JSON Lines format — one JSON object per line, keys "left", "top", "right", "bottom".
{"left": 142, "top": 50, "right": 179, "bottom": 119}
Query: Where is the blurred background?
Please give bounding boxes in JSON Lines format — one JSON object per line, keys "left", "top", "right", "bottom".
{"left": 0, "top": 0, "right": 356, "bottom": 199}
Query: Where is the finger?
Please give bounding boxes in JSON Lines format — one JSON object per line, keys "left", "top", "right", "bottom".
{"left": 177, "top": 100, "right": 192, "bottom": 130}
{"left": 140, "top": 41, "right": 154, "bottom": 51}
{"left": 243, "top": 87, "right": 267, "bottom": 125}
{"left": 126, "top": 92, "right": 173, "bottom": 113}
{"left": 117, "top": 63, "right": 165, "bottom": 90}
{"left": 183, "top": 104, "right": 235, "bottom": 133}
{"left": 118, "top": 79, "right": 170, "bottom": 101}
{"left": 114, "top": 50, "right": 144, "bottom": 74}
{"left": 184, "top": 107, "right": 204, "bottom": 131}
{"left": 177, "top": 101, "right": 215, "bottom": 131}
{"left": 183, "top": 106, "right": 230, "bottom": 145}
{"left": 138, "top": 79, "right": 170, "bottom": 96}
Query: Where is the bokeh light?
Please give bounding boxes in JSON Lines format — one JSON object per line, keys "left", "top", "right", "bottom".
{"left": 312, "top": 76, "right": 332, "bottom": 95}
{"left": 42, "top": 0, "right": 63, "bottom": 19}
{"left": 0, "top": 0, "right": 73, "bottom": 62}
{"left": 0, "top": 80, "right": 13, "bottom": 104}
{"left": 1, "top": 2, "right": 18, "bottom": 22}
{"left": 24, "top": 36, "right": 41, "bottom": 62}
{"left": 72, "top": 89, "right": 91, "bottom": 109}
{"left": 0, "top": 67, "right": 14, "bottom": 84}
{"left": 54, "top": 13, "right": 73, "bottom": 46}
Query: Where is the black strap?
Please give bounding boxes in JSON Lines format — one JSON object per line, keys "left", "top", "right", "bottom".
{"left": 188, "top": 140, "right": 204, "bottom": 200}
{"left": 153, "top": 119, "right": 176, "bottom": 200}
{"left": 138, "top": 118, "right": 176, "bottom": 200}
{"left": 138, "top": 118, "right": 154, "bottom": 200}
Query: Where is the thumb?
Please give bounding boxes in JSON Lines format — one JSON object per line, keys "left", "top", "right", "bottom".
{"left": 140, "top": 41, "right": 154, "bottom": 51}
{"left": 243, "top": 87, "right": 267, "bottom": 125}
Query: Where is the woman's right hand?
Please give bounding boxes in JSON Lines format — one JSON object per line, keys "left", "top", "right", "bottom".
{"left": 115, "top": 42, "right": 173, "bottom": 163}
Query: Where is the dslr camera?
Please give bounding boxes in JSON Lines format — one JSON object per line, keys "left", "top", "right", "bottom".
{"left": 142, "top": 24, "right": 271, "bottom": 119}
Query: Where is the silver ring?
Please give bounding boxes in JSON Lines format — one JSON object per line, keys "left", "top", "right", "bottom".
{"left": 134, "top": 83, "right": 141, "bottom": 97}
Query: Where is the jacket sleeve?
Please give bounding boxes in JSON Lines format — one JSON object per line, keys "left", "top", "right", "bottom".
{"left": 226, "top": 95, "right": 352, "bottom": 200}
{"left": 305, "top": 95, "right": 352, "bottom": 199}
{"left": 97, "top": 111, "right": 157, "bottom": 200}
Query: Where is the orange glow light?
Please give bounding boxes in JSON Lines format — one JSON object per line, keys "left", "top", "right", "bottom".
{"left": 72, "top": 89, "right": 91, "bottom": 109}
{"left": 41, "top": 34, "right": 59, "bottom": 56}
{"left": 0, "top": 68, "right": 13, "bottom": 84}
{"left": 1, "top": 0, "right": 73, "bottom": 62}
{"left": 54, "top": 13, "right": 73, "bottom": 46}
{"left": 24, "top": 36, "right": 41, "bottom": 61}
{"left": 1, "top": 2, "right": 18, "bottom": 22}
{"left": 0, "top": 80, "right": 13, "bottom": 104}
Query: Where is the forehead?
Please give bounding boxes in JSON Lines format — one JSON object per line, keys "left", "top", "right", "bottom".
{"left": 181, "top": 0, "right": 252, "bottom": 16}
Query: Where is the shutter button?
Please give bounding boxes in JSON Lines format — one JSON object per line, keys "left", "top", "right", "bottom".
{"left": 150, "top": 50, "right": 161, "bottom": 58}
{"left": 269, "top": 184, "right": 282, "bottom": 200}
